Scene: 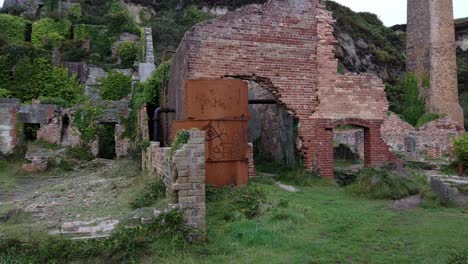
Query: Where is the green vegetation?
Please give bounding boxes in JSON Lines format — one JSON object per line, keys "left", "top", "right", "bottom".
{"left": 325, "top": 1, "right": 405, "bottom": 68}
{"left": 0, "top": 14, "right": 27, "bottom": 44}
{"left": 130, "top": 177, "right": 166, "bottom": 209}
{"left": 0, "top": 209, "right": 193, "bottom": 264}
{"left": 3, "top": 57, "right": 82, "bottom": 104}
{"left": 415, "top": 112, "right": 441, "bottom": 128}
{"left": 31, "top": 18, "right": 71, "bottom": 48}
{"left": 401, "top": 74, "right": 426, "bottom": 126}
{"left": 170, "top": 130, "right": 191, "bottom": 158}
{"left": 347, "top": 167, "right": 422, "bottom": 200}
{"left": 453, "top": 134, "right": 468, "bottom": 165}
{"left": 118, "top": 42, "right": 137, "bottom": 68}
{"left": 123, "top": 62, "right": 169, "bottom": 141}
{"left": 0, "top": 88, "right": 11, "bottom": 98}
{"left": 100, "top": 70, "right": 132, "bottom": 100}
{"left": 73, "top": 100, "right": 104, "bottom": 143}
{"left": 65, "top": 146, "right": 94, "bottom": 161}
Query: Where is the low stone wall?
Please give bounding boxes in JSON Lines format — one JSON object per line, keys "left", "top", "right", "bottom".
{"left": 381, "top": 114, "right": 464, "bottom": 159}
{"left": 142, "top": 130, "right": 206, "bottom": 239}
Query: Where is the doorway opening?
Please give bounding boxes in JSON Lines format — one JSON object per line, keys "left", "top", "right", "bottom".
{"left": 61, "top": 114, "right": 70, "bottom": 145}
{"left": 333, "top": 125, "right": 365, "bottom": 172}
{"left": 98, "top": 124, "right": 116, "bottom": 159}
{"left": 23, "top": 123, "right": 40, "bottom": 142}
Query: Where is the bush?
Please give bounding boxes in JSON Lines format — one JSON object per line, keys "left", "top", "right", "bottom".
{"left": 73, "top": 100, "right": 104, "bottom": 143}
{"left": 453, "top": 134, "right": 468, "bottom": 165}
{"left": 100, "top": 70, "right": 132, "bottom": 100}
{"left": 0, "top": 88, "right": 11, "bottom": 98}
{"left": 118, "top": 42, "right": 137, "bottom": 67}
{"left": 9, "top": 57, "right": 83, "bottom": 104}
{"left": 347, "top": 167, "right": 422, "bottom": 200}
{"left": 0, "top": 14, "right": 27, "bottom": 44}
{"left": 74, "top": 24, "right": 113, "bottom": 60}
{"left": 31, "top": 18, "right": 71, "bottom": 47}
{"left": 130, "top": 178, "right": 166, "bottom": 209}
{"left": 401, "top": 74, "right": 426, "bottom": 126}
{"left": 65, "top": 146, "right": 94, "bottom": 161}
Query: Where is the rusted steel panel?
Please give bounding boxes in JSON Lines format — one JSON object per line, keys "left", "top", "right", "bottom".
{"left": 171, "top": 79, "right": 250, "bottom": 187}
{"left": 206, "top": 161, "right": 248, "bottom": 187}
{"left": 172, "top": 120, "right": 247, "bottom": 162}
{"left": 184, "top": 79, "right": 249, "bottom": 120}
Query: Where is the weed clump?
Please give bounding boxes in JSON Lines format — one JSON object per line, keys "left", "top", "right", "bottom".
{"left": 130, "top": 177, "right": 166, "bottom": 209}
{"left": 347, "top": 167, "right": 422, "bottom": 200}
{"left": 206, "top": 184, "right": 267, "bottom": 220}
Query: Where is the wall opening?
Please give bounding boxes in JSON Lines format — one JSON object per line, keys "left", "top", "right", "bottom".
{"left": 23, "top": 123, "right": 40, "bottom": 142}
{"left": 147, "top": 104, "right": 156, "bottom": 141}
{"left": 61, "top": 114, "right": 70, "bottom": 145}
{"left": 98, "top": 124, "right": 116, "bottom": 159}
{"left": 333, "top": 125, "right": 364, "bottom": 172}
{"left": 247, "top": 80, "right": 299, "bottom": 170}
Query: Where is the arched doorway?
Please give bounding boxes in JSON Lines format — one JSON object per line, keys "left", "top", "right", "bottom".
{"left": 310, "top": 118, "right": 399, "bottom": 178}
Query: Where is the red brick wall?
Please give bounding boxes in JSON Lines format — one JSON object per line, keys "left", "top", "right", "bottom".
{"left": 167, "top": 0, "right": 398, "bottom": 178}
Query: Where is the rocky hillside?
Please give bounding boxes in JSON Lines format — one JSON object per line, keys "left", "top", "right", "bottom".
{"left": 1, "top": 0, "right": 467, "bottom": 115}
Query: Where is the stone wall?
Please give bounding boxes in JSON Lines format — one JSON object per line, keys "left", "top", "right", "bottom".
{"left": 0, "top": 99, "right": 20, "bottom": 154}
{"left": 142, "top": 130, "right": 206, "bottom": 238}
{"left": 407, "top": 0, "right": 463, "bottom": 124}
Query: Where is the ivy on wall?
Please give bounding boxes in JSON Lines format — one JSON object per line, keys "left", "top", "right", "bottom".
{"left": 4, "top": 57, "right": 82, "bottom": 105}
{"left": 0, "top": 14, "right": 27, "bottom": 44}
{"left": 118, "top": 42, "right": 137, "bottom": 68}
{"left": 73, "top": 100, "right": 105, "bottom": 144}
{"left": 100, "top": 70, "right": 132, "bottom": 100}
{"left": 31, "top": 18, "right": 72, "bottom": 48}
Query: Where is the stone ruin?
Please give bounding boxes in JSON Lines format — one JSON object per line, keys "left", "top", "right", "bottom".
{"left": 0, "top": 98, "right": 131, "bottom": 172}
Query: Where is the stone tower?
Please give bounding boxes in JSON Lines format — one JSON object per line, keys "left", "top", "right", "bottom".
{"left": 407, "top": 0, "right": 463, "bottom": 124}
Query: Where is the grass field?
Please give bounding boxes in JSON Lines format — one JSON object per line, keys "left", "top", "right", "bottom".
{"left": 145, "top": 178, "right": 468, "bottom": 264}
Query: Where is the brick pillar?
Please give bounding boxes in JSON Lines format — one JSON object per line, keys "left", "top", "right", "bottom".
{"left": 309, "top": 124, "right": 334, "bottom": 179}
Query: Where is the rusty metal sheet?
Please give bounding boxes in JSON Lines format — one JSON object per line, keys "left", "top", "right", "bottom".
{"left": 206, "top": 161, "right": 248, "bottom": 187}
{"left": 184, "top": 79, "right": 249, "bottom": 120}
{"left": 172, "top": 120, "right": 247, "bottom": 162}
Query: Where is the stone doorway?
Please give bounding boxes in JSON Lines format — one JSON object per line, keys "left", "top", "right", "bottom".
{"left": 98, "top": 124, "right": 116, "bottom": 159}
{"left": 23, "top": 123, "right": 40, "bottom": 142}
{"left": 61, "top": 114, "right": 70, "bottom": 145}
{"left": 333, "top": 125, "right": 364, "bottom": 172}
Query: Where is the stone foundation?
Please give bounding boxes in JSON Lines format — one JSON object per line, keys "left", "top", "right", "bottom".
{"left": 0, "top": 99, "right": 19, "bottom": 154}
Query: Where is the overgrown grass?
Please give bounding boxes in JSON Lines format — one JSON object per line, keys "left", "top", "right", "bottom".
{"left": 130, "top": 177, "right": 166, "bottom": 209}
{"left": 347, "top": 167, "right": 423, "bottom": 199}
{"left": 0, "top": 209, "right": 194, "bottom": 264}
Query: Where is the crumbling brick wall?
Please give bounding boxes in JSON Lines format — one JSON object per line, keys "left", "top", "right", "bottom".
{"left": 407, "top": 0, "right": 463, "bottom": 124}
{"left": 142, "top": 130, "right": 206, "bottom": 238}
{"left": 167, "top": 0, "right": 397, "bottom": 178}
{"left": 0, "top": 99, "right": 19, "bottom": 154}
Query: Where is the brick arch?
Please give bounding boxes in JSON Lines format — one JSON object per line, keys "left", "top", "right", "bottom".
{"left": 309, "top": 118, "right": 400, "bottom": 178}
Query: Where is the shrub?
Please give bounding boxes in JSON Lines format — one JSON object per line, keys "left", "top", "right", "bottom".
{"left": 130, "top": 178, "right": 166, "bottom": 209}
{"left": 100, "top": 70, "right": 132, "bottom": 100}
{"left": 65, "top": 146, "right": 94, "bottom": 161}
{"left": 347, "top": 167, "right": 422, "bottom": 200}
{"left": 10, "top": 57, "right": 83, "bottom": 104}
{"left": 0, "top": 14, "right": 27, "bottom": 44}
{"left": 74, "top": 24, "right": 113, "bottom": 60}
{"left": 453, "top": 134, "right": 468, "bottom": 165}
{"left": 401, "top": 74, "right": 426, "bottom": 126}
{"left": 73, "top": 101, "right": 104, "bottom": 143}
{"left": 170, "top": 130, "right": 190, "bottom": 158}
{"left": 31, "top": 18, "right": 71, "bottom": 47}
{"left": 0, "top": 88, "right": 11, "bottom": 98}
{"left": 118, "top": 42, "right": 137, "bottom": 67}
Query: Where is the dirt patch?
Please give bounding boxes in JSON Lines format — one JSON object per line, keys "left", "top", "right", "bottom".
{"left": 391, "top": 195, "right": 422, "bottom": 211}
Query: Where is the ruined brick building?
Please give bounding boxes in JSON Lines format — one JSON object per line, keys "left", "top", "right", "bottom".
{"left": 407, "top": 0, "right": 464, "bottom": 124}
{"left": 163, "top": 0, "right": 399, "bottom": 178}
